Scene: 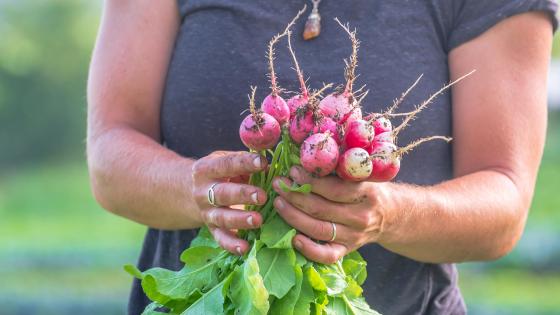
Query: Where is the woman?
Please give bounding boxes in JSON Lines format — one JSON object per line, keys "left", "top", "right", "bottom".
{"left": 87, "top": 1, "right": 557, "bottom": 314}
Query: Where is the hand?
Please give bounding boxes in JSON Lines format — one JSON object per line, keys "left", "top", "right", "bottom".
{"left": 191, "top": 151, "right": 268, "bottom": 255}
{"left": 272, "top": 166, "right": 390, "bottom": 264}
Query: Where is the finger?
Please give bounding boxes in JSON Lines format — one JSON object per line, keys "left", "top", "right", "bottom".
{"left": 212, "top": 182, "right": 267, "bottom": 206}
{"left": 288, "top": 166, "right": 370, "bottom": 203}
{"left": 202, "top": 207, "right": 262, "bottom": 230}
{"left": 274, "top": 196, "right": 358, "bottom": 245}
{"left": 194, "top": 152, "right": 267, "bottom": 179}
{"left": 229, "top": 174, "right": 251, "bottom": 184}
{"left": 273, "top": 177, "right": 362, "bottom": 227}
{"left": 292, "top": 234, "right": 348, "bottom": 265}
{"left": 209, "top": 227, "right": 249, "bottom": 255}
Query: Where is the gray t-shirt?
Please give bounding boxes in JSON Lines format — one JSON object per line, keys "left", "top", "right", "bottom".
{"left": 128, "top": 1, "right": 558, "bottom": 314}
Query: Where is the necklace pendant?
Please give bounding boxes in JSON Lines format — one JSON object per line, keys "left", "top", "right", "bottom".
{"left": 303, "top": 9, "right": 321, "bottom": 40}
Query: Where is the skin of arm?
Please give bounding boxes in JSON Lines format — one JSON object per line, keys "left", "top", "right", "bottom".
{"left": 273, "top": 11, "right": 553, "bottom": 264}
{"left": 87, "top": 0, "right": 268, "bottom": 254}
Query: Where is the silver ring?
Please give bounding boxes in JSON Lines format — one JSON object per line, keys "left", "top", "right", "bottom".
{"left": 207, "top": 183, "right": 219, "bottom": 207}
{"left": 329, "top": 222, "right": 337, "bottom": 242}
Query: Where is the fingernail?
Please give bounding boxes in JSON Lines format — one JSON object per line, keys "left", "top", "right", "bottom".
{"left": 251, "top": 192, "right": 258, "bottom": 204}
{"left": 253, "top": 156, "right": 262, "bottom": 169}
{"left": 294, "top": 239, "right": 303, "bottom": 250}
{"left": 275, "top": 197, "right": 284, "bottom": 209}
{"left": 246, "top": 215, "right": 254, "bottom": 227}
{"left": 235, "top": 246, "right": 243, "bottom": 255}
{"left": 290, "top": 167, "right": 300, "bottom": 181}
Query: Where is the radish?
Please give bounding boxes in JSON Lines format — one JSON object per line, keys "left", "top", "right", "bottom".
{"left": 344, "top": 119, "right": 374, "bottom": 149}
{"left": 336, "top": 147, "right": 373, "bottom": 181}
{"left": 319, "top": 19, "right": 366, "bottom": 127}
{"left": 372, "top": 116, "right": 392, "bottom": 134}
{"left": 289, "top": 109, "right": 316, "bottom": 144}
{"left": 239, "top": 87, "right": 281, "bottom": 150}
{"left": 374, "top": 131, "right": 393, "bottom": 143}
{"left": 300, "top": 133, "right": 339, "bottom": 177}
{"left": 285, "top": 30, "right": 310, "bottom": 118}
{"left": 317, "top": 116, "right": 343, "bottom": 144}
{"left": 260, "top": 10, "right": 306, "bottom": 125}
{"left": 369, "top": 142, "right": 400, "bottom": 182}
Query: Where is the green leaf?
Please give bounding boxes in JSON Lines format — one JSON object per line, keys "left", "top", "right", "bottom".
{"left": 312, "top": 291, "right": 329, "bottom": 315}
{"left": 230, "top": 244, "right": 270, "bottom": 315}
{"left": 295, "top": 251, "right": 308, "bottom": 267}
{"left": 140, "top": 250, "right": 227, "bottom": 309}
{"left": 325, "top": 297, "right": 350, "bottom": 315}
{"left": 270, "top": 264, "right": 303, "bottom": 315}
{"left": 293, "top": 267, "right": 315, "bottom": 315}
{"left": 180, "top": 246, "right": 223, "bottom": 266}
{"left": 305, "top": 265, "right": 327, "bottom": 292}
{"left": 257, "top": 248, "right": 296, "bottom": 299}
{"left": 278, "top": 180, "right": 312, "bottom": 194}
{"left": 342, "top": 252, "right": 367, "bottom": 286}
{"left": 190, "top": 226, "right": 219, "bottom": 248}
{"left": 181, "top": 273, "right": 233, "bottom": 315}
{"left": 344, "top": 296, "right": 381, "bottom": 315}
{"left": 261, "top": 214, "right": 296, "bottom": 249}
{"left": 344, "top": 278, "right": 363, "bottom": 299}
{"left": 141, "top": 303, "right": 168, "bottom": 315}
{"left": 317, "top": 265, "right": 347, "bottom": 296}
{"left": 124, "top": 264, "right": 143, "bottom": 280}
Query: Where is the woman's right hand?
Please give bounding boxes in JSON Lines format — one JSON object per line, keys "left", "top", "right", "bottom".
{"left": 191, "top": 151, "right": 268, "bottom": 255}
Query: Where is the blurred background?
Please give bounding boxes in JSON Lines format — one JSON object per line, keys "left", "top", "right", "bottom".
{"left": 0, "top": 1, "right": 558, "bottom": 314}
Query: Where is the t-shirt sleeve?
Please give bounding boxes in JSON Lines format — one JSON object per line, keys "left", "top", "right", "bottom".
{"left": 447, "top": 0, "right": 558, "bottom": 51}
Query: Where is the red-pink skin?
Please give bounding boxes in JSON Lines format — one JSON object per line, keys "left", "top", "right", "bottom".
{"left": 344, "top": 119, "right": 375, "bottom": 150}
{"left": 239, "top": 113, "right": 281, "bottom": 150}
{"left": 287, "top": 95, "right": 308, "bottom": 118}
{"left": 336, "top": 147, "right": 373, "bottom": 182}
{"left": 374, "top": 131, "right": 393, "bottom": 143}
{"left": 300, "top": 133, "right": 339, "bottom": 177}
{"left": 369, "top": 142, "right": 400, "bottom": 182}
{"left": 261, "top": 94, "right": 290, "bottom": 125}
{"left": 289, "top": 111, "right": 315, "bottom": 144}
{"left": 372, "top": 116, "right": 392, "bottom": 134}
{"left": 316, "top": 117, "right": 342, "bottom": 144}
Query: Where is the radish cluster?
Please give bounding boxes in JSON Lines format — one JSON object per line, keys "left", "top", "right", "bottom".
{"left": 239, "top": 18, "right": 470, "bottom": 183}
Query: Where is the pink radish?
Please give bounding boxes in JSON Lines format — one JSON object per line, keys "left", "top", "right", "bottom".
{"left": 239, "top": 87, "right": 281, "bottom": 150}
{"left": 344, "top": 119, "right": 374, "bottom": 149}
{"left": 261, "top": 95, "right": 290, "bottom": 125}
{"left": 369, "top": 142, "right": 400, "bottom": 182}
{"left": 261, "top": 10, "right": 306, "bottom": 125}
{"left": 317, "top": 116, "right": 343, "bottom": 144}
{"left": 319, "top": 20, "right": 365, "bottom": 128}
{"left": 372, "top": 116, "right": 392, "bottom": 134}
{"left": 300, "top": 133, "right": 339, "bottom": 177}
{"left": 373, "top": 131, "right": 393, "bottom": 143}
{"left": 287, "top": 95, "right": 307, "bottom": 117}
{"left": 336, "top": 147, "right": 373, "bottom": 181}
{"left": 289, "top": 110, "right": 316, "bottom": 144}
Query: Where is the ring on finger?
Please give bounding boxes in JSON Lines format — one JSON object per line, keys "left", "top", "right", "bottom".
{"left": 207, "top": 182, "right": 220, "bottom": 207}
{"left": 329, "top": 221, "right": 337, "bottom": 242}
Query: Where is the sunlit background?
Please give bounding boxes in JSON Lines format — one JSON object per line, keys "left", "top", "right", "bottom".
{"left": 0, "top": 2, "right": 558, "bottom": 314}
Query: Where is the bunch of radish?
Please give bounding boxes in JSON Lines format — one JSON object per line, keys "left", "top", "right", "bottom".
{"left": 240, "top": 18, "right": 472, "bottom": 185}
{"left": 129, "top": 7, "right": 473, "bottom": 315}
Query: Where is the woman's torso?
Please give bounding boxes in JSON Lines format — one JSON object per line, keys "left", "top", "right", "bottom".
{"left": 130, "top": 1, "right": 465, "bottom": 314}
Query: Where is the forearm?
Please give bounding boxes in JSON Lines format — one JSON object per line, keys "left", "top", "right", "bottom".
{"left": 378, "top": 170, "right": 530, "bottom": 263}
{"left": 87, "top": 125, "right": 202, "bottom": 230}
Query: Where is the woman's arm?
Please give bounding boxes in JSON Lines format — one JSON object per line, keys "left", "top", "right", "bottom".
{"left": 272, "top": 11, "right": 553, "bottom": 264}
{"left": 87, "top": 0, "right": 267, "bottom": 254}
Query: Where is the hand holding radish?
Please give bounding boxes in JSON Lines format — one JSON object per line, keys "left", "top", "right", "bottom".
{"left": 272, "top": 166, "right": 388, "bottom": 264}
{"left": 190, "top": 151, "right": 268, "bottom": 254}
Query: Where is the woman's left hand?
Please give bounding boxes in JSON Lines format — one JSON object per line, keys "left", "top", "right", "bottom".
{"left": 273, "top": 165, "right": 393, "bottom": 264}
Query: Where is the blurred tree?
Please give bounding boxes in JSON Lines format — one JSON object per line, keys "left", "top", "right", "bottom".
{"left": 0, "top": 1, "right": 100, "bottom": 171}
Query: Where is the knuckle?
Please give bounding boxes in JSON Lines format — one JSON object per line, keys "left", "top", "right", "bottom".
{"left": 313, "top": 221, "right": 330, "bottom": 239}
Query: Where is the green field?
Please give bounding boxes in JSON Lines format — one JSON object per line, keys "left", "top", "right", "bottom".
{"left": 0, "top": 114, "right": 558, "bottom": 314}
